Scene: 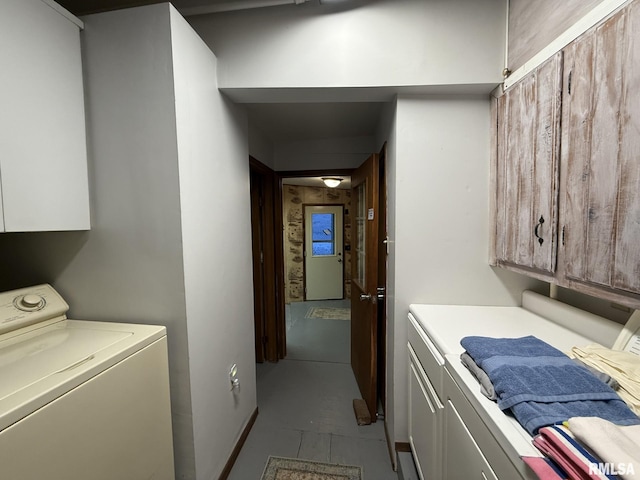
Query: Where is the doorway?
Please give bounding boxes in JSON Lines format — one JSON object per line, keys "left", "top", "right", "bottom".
{"left": 304, "top": 205, "right": 344, "bottom": 301}
{"left": 249, "top": 158, "right": 388, "bottom": 421}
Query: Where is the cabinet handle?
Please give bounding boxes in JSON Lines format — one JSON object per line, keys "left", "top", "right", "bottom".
{"left": 534, "top": 216, "right": 545, "bottom": 246}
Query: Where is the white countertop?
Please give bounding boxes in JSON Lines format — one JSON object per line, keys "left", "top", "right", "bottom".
{"left": 409, "top": 303, "right": 597, "bottom": 359}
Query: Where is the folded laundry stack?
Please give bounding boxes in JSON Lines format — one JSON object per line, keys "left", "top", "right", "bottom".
{"left": 570, "top": 345, "right": 640, "bottom": 415}
{"left": 523, "top": 418, "right": 640, "bottom": 480}
{"left": 459, "top": 335, "right": 640, "bottom": 480}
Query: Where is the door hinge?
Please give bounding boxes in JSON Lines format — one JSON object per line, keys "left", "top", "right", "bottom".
{"left": 561, "top": 225, "right": 566, "bottom": 246}
{"left": 567, "top": 71, "right": 572, "bottom": 95}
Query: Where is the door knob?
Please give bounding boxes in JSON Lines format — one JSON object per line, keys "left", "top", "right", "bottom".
{"left": 360, "top": 293, "right": 372, "bottom": 301}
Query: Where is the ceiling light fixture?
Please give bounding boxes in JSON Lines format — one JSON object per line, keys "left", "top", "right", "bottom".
{"left": 322, "top": 177, "right": 343, "bottom": 188}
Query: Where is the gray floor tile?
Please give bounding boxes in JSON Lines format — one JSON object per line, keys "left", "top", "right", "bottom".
{"left": 228, "top": 300, "right": 398, "bottom": 479}
{"left": 256, "top": 359, "right": 384, "bottom": 440}
{"left": 298, "top": 431, "right": 331, "bottom": 463}
{"left": 227, "top": 425, "right": 302, "bottom": 480}
{"left": 286, "top": 317, "right": 350, "bottom": 364}
{"left": 331, "top": 434, "right": 397, "bottom": 480}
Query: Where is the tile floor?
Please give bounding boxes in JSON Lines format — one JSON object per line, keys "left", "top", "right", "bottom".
{"left": 228, "top": 299, "right": 398, "bottom": 479}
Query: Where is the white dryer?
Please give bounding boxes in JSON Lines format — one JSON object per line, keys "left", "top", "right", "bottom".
{"left": 0, "top": 284, "right": 174, "bottom": 480}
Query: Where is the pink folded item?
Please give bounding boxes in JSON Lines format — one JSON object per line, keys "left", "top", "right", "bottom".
{"left": 533, "top": 425, "right": 613, "bottom": 480}
{"left": 522, "top": 455, "right": 569, "bottom": 479}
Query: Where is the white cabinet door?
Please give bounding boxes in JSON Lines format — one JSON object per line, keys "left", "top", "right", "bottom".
{"left": 408, "top": 346, "right": 443, "bottom": 480}
{"left": 0, "top": 0, "right": 90, "bottom": 232}
{"left": 444, "top": 399, "right": 498, "bottom": 480}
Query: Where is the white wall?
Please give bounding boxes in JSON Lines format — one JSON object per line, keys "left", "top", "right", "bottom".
{"left": 274, "top": 136, "right": 376, "bottom": 171}
{"left": 389, "top": 95, "right": 544, "bottom": 442}
{"left": 0, "top": 5, "right": 255, "bottom": 479}
{"left": 74, "top": 5, "right": 201, "bottom": 476}
{"left": 170, "top": 8, "right": 256, "bottom": 479}
{"left": 249, "top": 122, "right": 275, "bottom": 168}
{"left": 188, "top": 0, "right": 506, "bottom": 94}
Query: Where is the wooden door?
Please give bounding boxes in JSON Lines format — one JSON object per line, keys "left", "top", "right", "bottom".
{"left": 495, "top": 52, "right": 562, "bottom": 275}
{"left": 249, "top": 158, "right": 280, "bottom": 362}
{"left": 350, "top": 153, "right": 379, "bottom": 420}
{"left": 560, "top": 1, "right": 640, "bottom": 295}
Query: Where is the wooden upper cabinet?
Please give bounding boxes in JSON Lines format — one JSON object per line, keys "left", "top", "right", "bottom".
{"left": 494, "top": 53, "right": 563, "bottom": 276}
{"left": 559, "top": 0, "right": 640, "bottom": 297}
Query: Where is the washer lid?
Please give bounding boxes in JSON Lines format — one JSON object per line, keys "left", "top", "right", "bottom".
{"left": 0, "top": 319, "right": 166, "bottom": 431}
{"left": 0, "top": 325, "right": 131, "bottom": 401}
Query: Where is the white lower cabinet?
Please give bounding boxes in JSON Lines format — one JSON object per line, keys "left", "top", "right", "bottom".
{"left": 443, "top": 368, "right": 529, "bottom": 480}
{"left": 408, "top": 345, "right": 443, "bottom": 480}
{"left": 444, "top": 399, "right": 498, "bottom": 480}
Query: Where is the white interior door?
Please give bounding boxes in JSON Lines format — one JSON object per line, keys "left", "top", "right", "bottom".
{"left": 304, "top": 205, "right": 344, "bottom": 300}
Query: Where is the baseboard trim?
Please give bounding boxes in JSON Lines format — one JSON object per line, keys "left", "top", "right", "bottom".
{"left": 384, "top": 420, "right": 396, "bottom": 471}
{"left": 395, "top": 442, "right": 411, "bottom": 453}
{"left": 219, "top": 407, "right": 259, "bottom": 480}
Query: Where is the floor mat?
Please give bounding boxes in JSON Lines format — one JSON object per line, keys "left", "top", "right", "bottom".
{"left": 305, "top": 307, "right": 351, "bottom": 320}
{"left": 261, "top": 456, "right": 362, "bottom": 480}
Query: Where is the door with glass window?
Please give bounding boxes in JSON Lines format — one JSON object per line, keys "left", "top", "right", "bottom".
{"left": 351, "top": 153, "right": 380, "bottom": 421}
{"left": 304, "top": 205, "right": 344, "bottom": 300}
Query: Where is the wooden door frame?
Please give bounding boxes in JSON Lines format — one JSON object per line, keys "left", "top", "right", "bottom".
{"left": 274, "top": 169, "right": 353, "bottom": 357}
{"left": 250, "top": 164, "right": 388, "bottom": 366}
{"left": 249, "top": 157, "right": 280, "bottom": 362}
{"left": 376, "top": 143, "right": 387, "bottom": 417}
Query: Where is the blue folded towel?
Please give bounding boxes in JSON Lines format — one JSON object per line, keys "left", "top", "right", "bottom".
{"left": 460, "top": 335, "right": 640, "bottom": 435}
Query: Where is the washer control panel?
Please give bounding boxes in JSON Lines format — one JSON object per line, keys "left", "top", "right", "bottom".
{"left": 0, "top": 284, "right": 69, "bottom": 335}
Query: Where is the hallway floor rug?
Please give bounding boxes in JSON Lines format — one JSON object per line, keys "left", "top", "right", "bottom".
{"left": 261, "top": 456, "right": 362, "bottom": 480}
{"left": 305, "top": 307, "right": 351, "bottom": 321}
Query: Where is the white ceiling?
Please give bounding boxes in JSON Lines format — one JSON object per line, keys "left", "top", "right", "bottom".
{"left": 246, "top": 102, "right": 384, "bottom": 142}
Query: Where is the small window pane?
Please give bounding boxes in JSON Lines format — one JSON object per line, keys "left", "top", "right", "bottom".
{"left": 312, "top": 241, "right": 335, "bottom": 255}
{"left": 311, "top": 213, "right": 335, "bottom": 257}
{"left": 355, "top": 183, "right": 366, "bottom": 286}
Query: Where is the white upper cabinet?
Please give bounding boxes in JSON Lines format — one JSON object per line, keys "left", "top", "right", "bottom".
{"left": 0, "top": 0, "right": 90, "bottom": 232}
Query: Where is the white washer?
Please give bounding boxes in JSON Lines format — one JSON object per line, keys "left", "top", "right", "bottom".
{"left": 0, "top": 284, "right": 174, "bottom": 480}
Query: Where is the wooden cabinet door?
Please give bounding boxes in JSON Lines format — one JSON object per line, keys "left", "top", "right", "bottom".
{"left": 560, "top": 1, "right": 640, "bottom": 295}
{"left": 495, "top": 53, "right": 562, "bottom": 275}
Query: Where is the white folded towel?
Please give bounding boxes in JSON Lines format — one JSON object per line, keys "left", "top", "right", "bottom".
{"left": 569, "top": 416, "right": 640, "bottom": 480}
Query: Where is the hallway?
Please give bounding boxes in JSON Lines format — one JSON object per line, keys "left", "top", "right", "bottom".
{"left": 228, "top": 300, "right": 397, "bottom": 479}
